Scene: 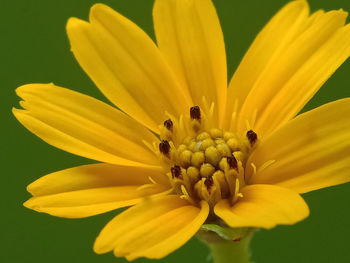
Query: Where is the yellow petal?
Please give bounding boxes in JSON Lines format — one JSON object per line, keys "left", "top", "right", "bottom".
{"left": 94, "top": 195, "right": 208, "bottom": 260}
{"left": 240, "top": 14, "right": 350, "bottom": 136}
{"left": 13, "top": 83, "right": 160, "bottom": 168}
{"left": 24, "top": 163, "right": 169, "bottom": 218}
{"left": 153, "top": 0, "right": 227, "bottom": 124}
{"left": 67, "top": 4, "right": 193, "bottom": 133}
{"left": 215, "top": 184, "right": 309, "bottom": 229}
{"left": 225, "top": 0, "right": 309, "bottom": 130}
{"left": 247, "top": 99, "right": 350, "bottom": 194}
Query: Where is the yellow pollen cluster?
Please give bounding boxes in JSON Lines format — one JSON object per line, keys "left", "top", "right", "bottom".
{"left": 157, "top": 106, "right": 258, "bottom": 208}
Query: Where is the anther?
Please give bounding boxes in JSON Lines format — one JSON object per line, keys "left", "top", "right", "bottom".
{"left": 246, "top": 130, "right": 258, "bottom": 146}
{"left": 190, "top": 106, "right": 201, "bottom": 120}
{"left": 204, "top": 176, "right": 214, "bottom": 189}
{"left": 227, "top": 156, "right": 238, "bottom": 170}
{"left": 163, "top": 119, "right": 173, "bottom": 131}
{"left": 159, "top": 140, "right": 171, "bottom": 155}
{"left": 171, "top": 165, "right": 182, "bottom": 178}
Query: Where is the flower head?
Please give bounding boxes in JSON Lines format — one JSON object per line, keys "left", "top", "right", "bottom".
{"left": 14, "top": 0, "right": 350, "bottom": 260}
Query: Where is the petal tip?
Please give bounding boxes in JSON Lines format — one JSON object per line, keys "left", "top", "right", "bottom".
{"left": 15, "top": 83, "right": 55, "bottom": 97}
{"left": 89, "top": 3, "right": 115, "bottom": 22}
{"left": 23, "top": 198, "right": 36, "bottom": 210}
{"left": 93, "top": 234, "right": 113, "bottom": 255}
{"left": 285, "top": 0, "right": 309, "bottom": 14}
{"left": 90, "top": 3, "right": 109, "bottom": 13}
{"left": 12, "top": 107, "right": 26, "bottom": 118}
{"left": 26, "top": 182, "right": 37, "bottom": 195}
{"left": 66, "top": 17, "right": 88, "bottom": 33}
{"left": 327, "top": 9, "right": 348, "bottom": 20}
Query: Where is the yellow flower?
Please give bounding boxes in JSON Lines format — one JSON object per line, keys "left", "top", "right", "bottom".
{"left": 13, "top": 0, "right": 350, "bottom": 260}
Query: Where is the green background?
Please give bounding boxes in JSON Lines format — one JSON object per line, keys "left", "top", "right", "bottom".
{"left": 2, "top": 0, "right": 350, "bottom": 262}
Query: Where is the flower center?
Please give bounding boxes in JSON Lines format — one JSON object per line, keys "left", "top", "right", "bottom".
{"left": 158, "top": 106, "right": 258, "bottom": 208}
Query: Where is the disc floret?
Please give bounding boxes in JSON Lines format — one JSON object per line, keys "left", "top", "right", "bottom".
{"left": 157, "top": 106, "right": 258, "bottom": 209}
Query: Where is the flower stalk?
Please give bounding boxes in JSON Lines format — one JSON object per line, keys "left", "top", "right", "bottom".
{"left": 206, "top": 234, "right": 253, "bottom": 263}
{"left": 198, "top": 225, "right": 255, "bottom": 263}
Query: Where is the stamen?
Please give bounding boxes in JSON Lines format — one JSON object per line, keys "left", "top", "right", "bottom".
{"left": 250, "top": 162, "right": 257, "bottom": 175}
{"left": 180, "top": 185, "right": 196, "bottom": 205}
{"left": 190, "top": 106, "right": 201, "bottom": 120}
{"left": 204, "top": 176, "right": 214, "bottom": 189}
{"left": 163, "top": 119, "right": 173, "bottom": 131}
{"left": 171, "top": 165, "right": 182, "bottom": 178}
{"left": 159, "top": 140, "right": 171, "bottom": 155}
{"left": 157, "top": 113, "right": 252, "bottom": 209}
{"left": 227, "top": 156, "right": 238, "bottom": 170}
{"left": 246, "top": 130, "right": 258, "bottom": 146}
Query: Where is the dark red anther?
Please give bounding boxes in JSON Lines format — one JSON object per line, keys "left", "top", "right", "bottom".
{"left": 227, "top": 156, "right": 238, "bottom": 170}
{"left": 233, "top": 238, "right": 241, "bottom": 242}
{"left": 159, "top": 140, "right": 170, "bottom": 155}
{"left": 171, "top": 165, "right": 182, "bottom": 178}
{"left": 204, "top": 176, "right": 214, "bottom": 189}
{"left": 163, "top": 119, "right": 173, "bottom": 131}
{"left": 246, "top": 130, "right": 258, "bottom": 146}
{"left": 190, "top": 106, "right": 201, "bottom": 120}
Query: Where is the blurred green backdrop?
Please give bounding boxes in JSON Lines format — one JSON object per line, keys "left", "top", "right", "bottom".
{"left": 1, "top": 0, "right": 350, "bottom": 262}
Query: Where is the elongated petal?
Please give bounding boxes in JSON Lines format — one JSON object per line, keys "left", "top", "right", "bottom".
{"left": 215, "top": 185, "right": 309, "bottom": 229}
{"left": 13, "top": 83, "right": 159, "bottom": 167}
{"left": 24, "top": 163, "right": 169, "bottom": 218}
{"left": 153, "top": 0, "right": 227, "bottom": 124}
{"left": 239, "top": 16, "right": 350, "bottom": 136}
{"left": 225, "top": 0, "right": 309, "bottom": 130}
{"left": 94, "top": 195, "right": 208, "bottom": 260}
{"left": 67, "top": 4, "right": 193, "bottom": 132}
{"left": 247, "top": 99, "right": 350, "bottom": 194}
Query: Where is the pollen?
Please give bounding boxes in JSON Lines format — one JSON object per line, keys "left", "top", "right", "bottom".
{"left": 157, "top": 106, "right": 257, "bottom": 208}
{"left": 159, "top": 140, "right": 171, "bottom": 155}
{"left": 190, "top": 106, "right": 201, "bottom": 120}
{"left": 246, "top": 130, "right": 258, "bottom": 146}
{"left": 163, "top": 119, "right": 173, "bottom": 131}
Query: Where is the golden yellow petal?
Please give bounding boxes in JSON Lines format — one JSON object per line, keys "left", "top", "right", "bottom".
{"left": 225, "top": 0, "right": 309, "bottom": 130}
{"left": 215, "top": 184, "right": 309, "bottom": 229}
{"left": 27, "top": 163, "right": 168, "bottom": 196}
{"left": 13, "top": 83, "right": 160, "bottom": 168}
{"left": 153, "top": 0, "right": 227, "bottom": 124}
{"left": 247, "top": 99, "right": 350, "bottom": 194}
{"left": 67, "top": 4, "right": 193, "bottom": 133}
{"left": 94, "top": 195, "right": 208, "bottom": 260}
{"left": 24, "top": 163, "right": 169, "bottom": 218}
{"left": 239, "top": 12, "right": 349, "bottom": 136}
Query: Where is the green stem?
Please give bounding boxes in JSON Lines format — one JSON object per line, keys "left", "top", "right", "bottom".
{"left": 207, "top": 234, "right": 253, "bottom": 263}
